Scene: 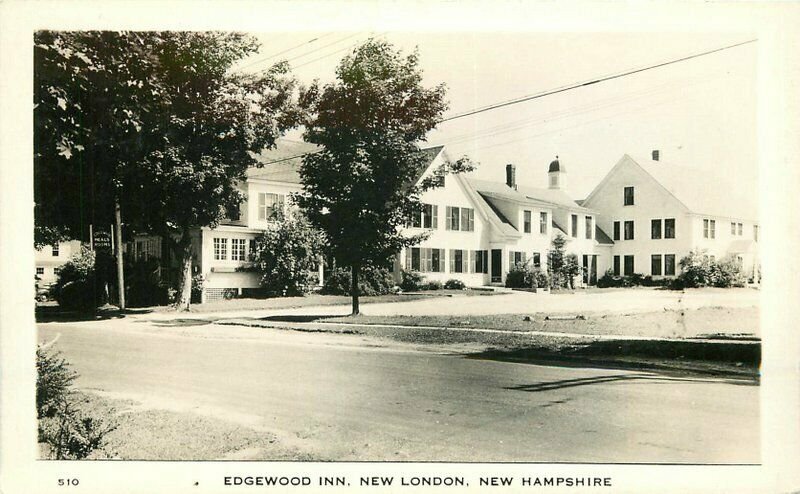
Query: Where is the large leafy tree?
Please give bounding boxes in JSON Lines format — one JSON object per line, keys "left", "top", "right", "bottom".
{"left": 35, "top": 31, "right": 303, "bottom": 310}
{"left": 297, "top": 40, "right": 473, "bottom": 314}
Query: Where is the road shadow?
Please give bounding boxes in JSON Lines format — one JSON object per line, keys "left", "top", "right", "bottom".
{"left": 259, "top": 314, "right": 350, "bottom": 323}
{"left": 36, "top": 305, "right": 153, "bottom": 323}
{"left": 468, "top": 339, "right": 760, "bottom": 381}
{"left": 504, "top": 373, "right": 727, "bottom": 393}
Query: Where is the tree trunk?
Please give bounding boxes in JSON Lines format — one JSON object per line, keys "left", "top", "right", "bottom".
{"left": 175, "top": 230, "right": 194, "bottom": 311}
{"left": 351, "top": 263, "right": 360, "bottom": 315}
{"left": 114, "top": 198, "right": 126, "bottom": 310}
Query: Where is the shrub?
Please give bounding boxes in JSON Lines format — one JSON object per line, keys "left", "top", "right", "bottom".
{"left": 505, "top": 263, "right": 550, "bottom": 289}
{"left": 676, "top": 250, "right": 745, "bottom": 288}
{"left": 52, "top": 246, "right": 103, "bottom": 310}
{"left": 423, "top": 280, "right": 443, "bottom": 291}
{"left": 323, "top": 266, "right": 394, "bottom": 296}
{"left": 597, "top": 270, "right": 623, "bottom": 288}
{"left": 399, "top": 269, "right": 424, "bottom": 292}
{"left": 191, "top": 274, "right": 205, "bottom": 303}
{"left": 36, "top": 347, "right": 116, "bottom": 459}
{"left": 444, "top": 278, "right": 466, "bottom": 290}
{"left": 252, "top": 214, "right": 327, "bottom": 297}
{"left": 126, "top": 258, "right": 170, "bottom": 307}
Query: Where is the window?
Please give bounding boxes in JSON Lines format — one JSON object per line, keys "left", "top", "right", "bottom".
{"left": 423, "top": 204, "right": 438, "bottom": 229}
{"left": 624, "top": 221, "right": 634, "bottom": 240}
{"left": 213, "top": 238, "right": 228, "bottom": 260}
{"left": 473, "top": 250, "right": 489, "bottom": 274}
{"left": 664, "top": 218, "right": 675, "bottom": 239}
{"left": 651, "top": 219, "right": 662, "bottom": 239}
{"left": 710, "top": 220, "right": 716, "bottom": 239}
{"left": 524, "top": 210, "right": 532, "bottom": 233}
{"left": 449, "top": 249, "right": 469, "bottom": 273}
{"left": 737, "top": 223, "right": 743, "bottom": 236}
{"left": 624, "top": 186, "right": 634, "bottom": 206}
{"left": 571, "top": 214, "right": 578, "bottom": 237}
{"left": 754, "top": 225, "right": 759, "bottom": 242}
{"left": 54, "top": 267, "right": 61, "bottom": 276}
{"left": 258, "top": 193, "right": 285, "bottom": 221}
{"left": 585, "top": 216, "right": 593, "bottom": 239}
{"left": 533, "top": 252, "right": 541, "bottom": 268}
{"left": 445, "top": 206, "right": 474, "bottom": 231}
{"left": 36, "top": 267, "right": 44, "bottom": 276}
{"left": 651, "top": 254, "right": 662, "bottom": 276}
{"left": 406, "top": 247, "right": 445, "bottom": 273}
{"left": 613, "top": 256, "right": 621, "bottom": 276}
{"left": 52, "top": 244, "right": 59, "bottom": 256}
{"left": 539, "top": 212, "right": 548, "bottom": 234}
{"left": 411, "top": 210, "right": 422, "bottom": 228}
{"left": 703, "top": 219, "right": 716, "bottom": 239}
{"left": 248, "top": 239, "right": 257, "bottom": 260}
{"left": 509, "top": 251, "right": 526, "bottom": 270}
{"left": 623, "top": 255, "right": 634, "bottom": 276}
{"left": 231, "top": 239, "right": 247, "bottom": 261}
{"left": 664, "top": 254, "right": 676, "bottom": 276}
{"left": 227, "top": 203, "right": 241, "bottom": 221}
{"left": 731, "top": 222, "right": 736, "bottom": 235}
{"left": 703, "top": 219, "right": 709, "bottom": 238}
{"left": 613, "top": 221, "right": 620, "bottom": 241}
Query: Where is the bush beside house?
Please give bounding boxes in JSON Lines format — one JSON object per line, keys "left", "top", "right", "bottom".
{"left": 323, "top": 266, "right": 395, "bottom": 296}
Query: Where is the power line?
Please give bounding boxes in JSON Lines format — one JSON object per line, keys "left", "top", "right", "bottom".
{"left": 292, "top": 32, "right": 386, "bottom": 70}
{"left": 284, "top": 32, "right": 366, "bottom": 64}
{"left": 255, "top": 38, "right": 755, "bottom": 166}
{"left": 239, "top": 33, "right": 336, "bottom": 71}
{"left": 439, "top": 38, "right": 757, "bottom": 123}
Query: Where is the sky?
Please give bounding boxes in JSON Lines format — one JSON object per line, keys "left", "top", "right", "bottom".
{"left": 236, "top": 31, "right": 757, "bottom": 201}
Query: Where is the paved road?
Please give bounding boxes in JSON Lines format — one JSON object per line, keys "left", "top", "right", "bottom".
{"left": 38, "top": 319, "right": 759, "bottom": 463}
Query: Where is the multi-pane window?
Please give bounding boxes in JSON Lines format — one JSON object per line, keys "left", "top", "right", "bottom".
{"left": 406, "top": 247, "right": 445, "bottom": 272}
{"left": 54, "top": 267, "right": 61, "bottom": 276}
{"left": 664, "top": 254, "right": 676, "bottom": 276}
{"left": 731, "top": 222, "right": 737, "bottom": 235}
{"left": 248, "top": 239, "right": 257, "bottom": 260}
{"left": 533, "top": 252, "right": 541, "bottom": 268}
{"left": 623, "top": 186, "right": 634, "bottom": 206}
{"left": 445, "top": 206, "right": 474, "bottom": 231}
{"left": 703, "top": 219, "right": 716, "bottom": 239}
{"left": 623, "top": 255, "right": 634, "bottom": 275}
{"left": 523, "top": 210, "right": 532, "bottom": 233}
{"left": 36, "top": 267, "right": 44, "bottom": 276}
{"left": 651, "top": 219, "right": 662, "bottom": 239}
{"left": 52, "top": 244, "right": 59, "bottom": 256}
{"left": 539, "top": 212, "right": 548, "bottom": 234}
{"left": 473, "top": 250, "right": 489, "bottom": 274}
{"left": 231, "top": 239, "right": 247, "bottom": 261}
{"left": 664, "top": 218, "right": 675, "bottom": 239}
{"left": 737, "top": 223, "right": 743, "bottom": 236}
{"left": 213, "top": 238, "right": 228, "bottom": 261}
{"left": 585, "top": 216, "right": 593, "bottom": 239}
{"left": 754, "top": 225, "right": 759, "bottom": 242}
{"left": 571, "top": 214, "right": 578, "bottom": 238}
{"left": 613, "top": 256, "right": 621, "bottom": 276}
{"left": 258, "top": 193, "right": 285, "bottom": 221}
{"left": 651, "top": 254, "right": 662, "bottom": 276}
{"left": 624, "top": 221, "right": 634, "bottom": 240}
{"left": 423, "top": 204, "right": 438, "bottom": 229}
{"left": 613, "top": 221, "right": 620, "bottom": 241}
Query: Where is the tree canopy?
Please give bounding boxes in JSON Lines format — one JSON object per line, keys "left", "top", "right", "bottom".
{"left": 34, "top": 31, "right": 304, "bottom": 308}
{"left": 297, "top": 39, "right": 473, "bottom": 314}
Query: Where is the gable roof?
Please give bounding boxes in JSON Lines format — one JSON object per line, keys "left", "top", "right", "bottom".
{"left": 516, "top": 185, "right": 592, "bottom": 212}
{"left": 628, "top": 154, "right": 757, "bottom": 221}
{"left": 248, "top": 139, "right": 319, "bottom": 183}
{"left": 588, "top": 154, "right": 757, "bottom": 222}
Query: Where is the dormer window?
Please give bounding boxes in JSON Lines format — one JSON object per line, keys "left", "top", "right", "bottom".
{"left": 624, "top": 186, "right": 634, "bottom": 206}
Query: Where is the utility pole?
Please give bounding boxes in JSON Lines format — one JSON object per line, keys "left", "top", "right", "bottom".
{"left": 114, "top": 197, "right": 126, "bottom": 310}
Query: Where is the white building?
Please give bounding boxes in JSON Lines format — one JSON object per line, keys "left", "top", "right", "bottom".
{"left": 34, "top": 240, "right": 82, "bottom": 286}
{"left": 582, "top": 152, "right": 759, "bottom": 281}
{"left": 396, "top": 148, "right": 613, "bottom": 286}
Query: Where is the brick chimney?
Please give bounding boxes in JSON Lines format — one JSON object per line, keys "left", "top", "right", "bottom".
{"left": 652, "top": 150, "right": 660, "bottom": 161}
{"left": 506, "top": 164, "right": 516, "bottom": 190}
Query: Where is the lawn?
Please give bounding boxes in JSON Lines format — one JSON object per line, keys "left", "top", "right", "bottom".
{"left": 153, "top": 289, "right": 502, "bottom": 314}
{"left": 307, "top": 306, "right": 759, "bottom": 339}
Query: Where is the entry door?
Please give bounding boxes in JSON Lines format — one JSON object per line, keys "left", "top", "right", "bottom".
{"left": 582, "top": 255, "right": 589, "bottom": 284}
{"left": 491, "top": 249, "right": 502, "bottom": 283}
{"left": 590, "top": 255, "right": 598, "bottom": 285}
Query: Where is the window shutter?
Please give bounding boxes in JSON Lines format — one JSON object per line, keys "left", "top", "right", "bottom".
{"left": 432, "top": 205, "right": 438, "bottom": 230}
{"left": 449, "top": 249, "right": 455, "bottom": 273}
{"left": 462, "top": 251, "right": 469, "bottom": 273}
{"left": 521, "top": 252, "right": 527, "bottom": 265}
{"left": 439, "top": 249, "right": 446, "bottom": 273}
{"left": 405, "top": 248, "right": 411, "bottom": 271}
{"left": 469, "top": 209, "right": 475, "bottom": 231}
{"left": 445, "top": 207, "right": 451, "bottom": 230}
